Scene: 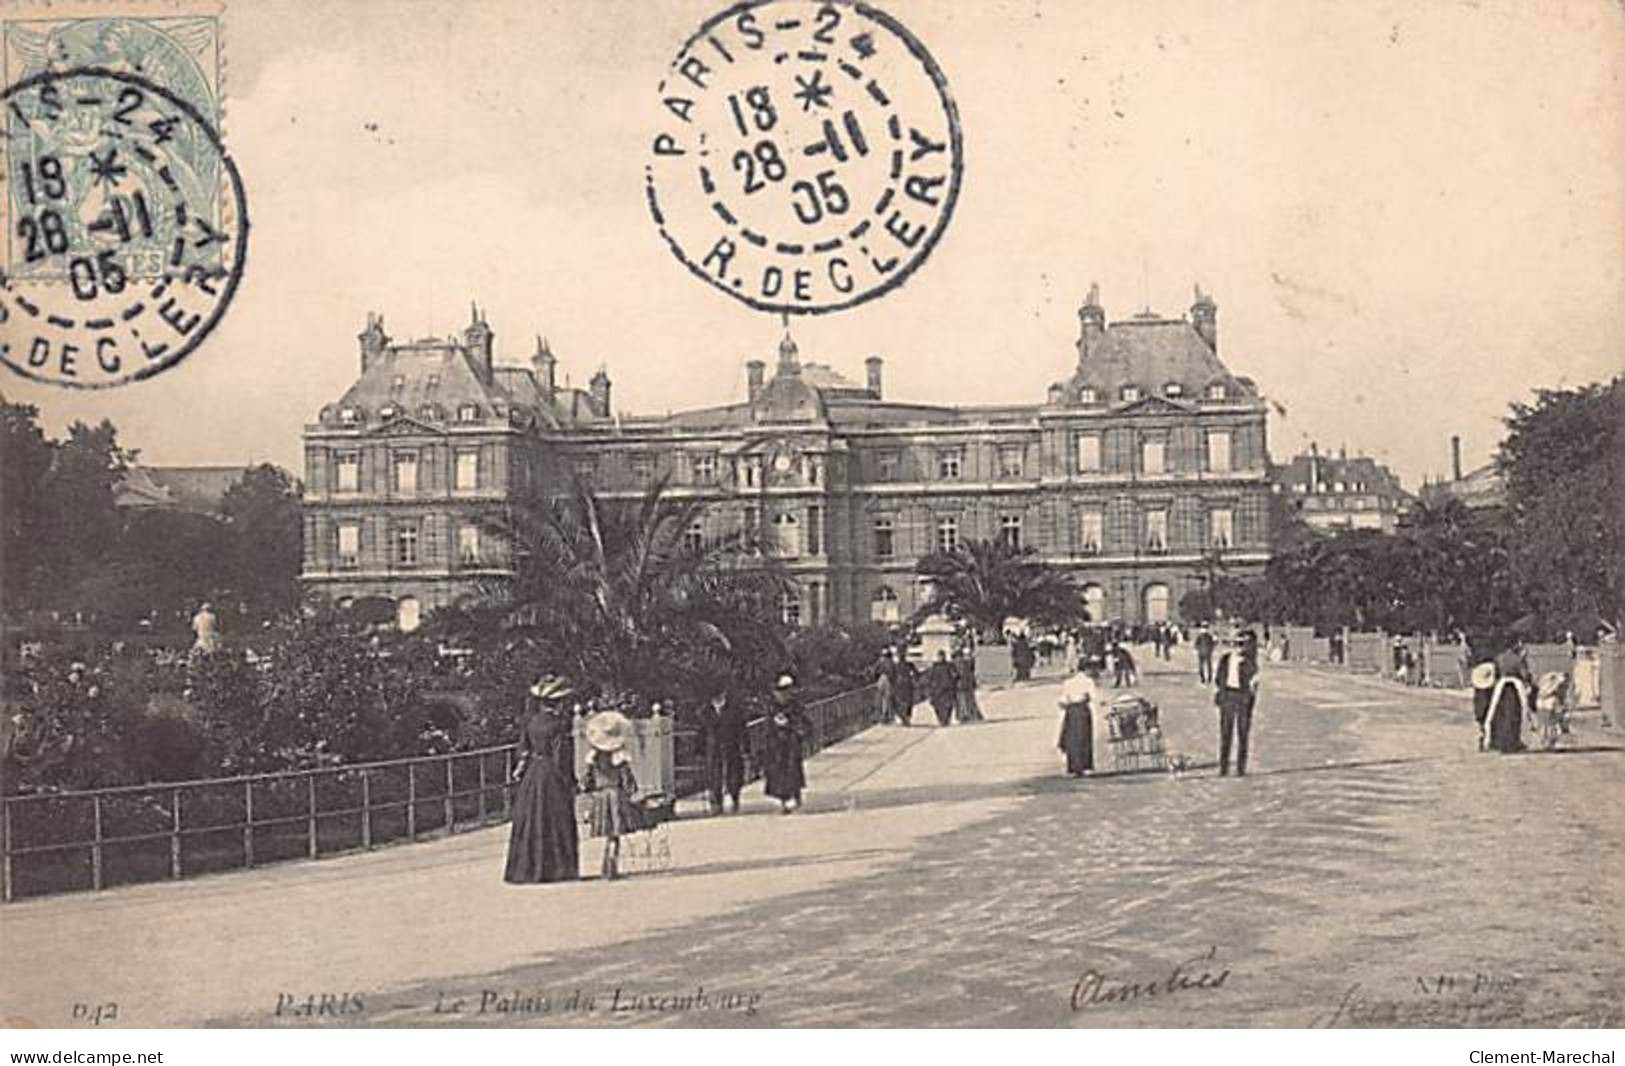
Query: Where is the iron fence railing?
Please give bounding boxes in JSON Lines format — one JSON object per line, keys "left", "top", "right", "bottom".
{"left": 1, "top": 681, "right": 882, "bottom": 903}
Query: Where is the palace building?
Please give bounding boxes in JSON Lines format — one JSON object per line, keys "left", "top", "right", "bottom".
{"left": 301, "top": 286, "right": 1273, "bottom": 630}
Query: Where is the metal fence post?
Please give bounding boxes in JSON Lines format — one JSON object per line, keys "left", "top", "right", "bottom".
{"left": 306, "top": 774, "right": 318, "bottom": 859}
{"left": 503, "top": 748, "right": 513, "bottom": 814}
{"left": 406, "top": 764, "right": 417, "bottom": 839}
{"left": 91, "top": 794, "right": 104, "bottom": 892}
{"left": 2, "top": 800, "right": 13, "bottom": 903}
{"left": 243, "top": 780, "right": 255, "bottom": 869}
{"left": 477, "top": 756, "right": 488, "bottom": 823}
{"left": 443, "top": 756, "right": 454, "bottom": 832}
{"left": 170, "top": 788, "right": 182, "bottom": 880}
{"left": 361, "top": 770, "right": 372, "bottom": 849}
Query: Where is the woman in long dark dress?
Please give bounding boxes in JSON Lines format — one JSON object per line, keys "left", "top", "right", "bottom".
{"left": 892, "top": 656, "right": 917, "bottom": 726}
{"left": 503, "top": 678, "right": 581, "bottom": 884}
{"left": 1485, "top": 643, "right": 1531, "bottom": 754}
{"left": 763, "top": 675, "right": 808, "bottom": 813}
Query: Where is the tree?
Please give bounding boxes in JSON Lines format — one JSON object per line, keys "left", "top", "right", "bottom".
{"left": 220, "top": 463, "right": 304, "bottom": 620}
{"left": 1498, "top": 378, "right": 1623, "bottom": 637}
{"left": 914, "top": 537, "right": 1087, "bottom": 638}
{"left": 0, "top": 401, "right": 54, "bottom": 613}
{"left": 37, "top": 419, "right": 135, "bottom": 616}
{"left": 480, "top": 478, "right": 788, "bottom": 709}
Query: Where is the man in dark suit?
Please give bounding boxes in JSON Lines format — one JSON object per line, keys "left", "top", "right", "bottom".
{"left": 1213, "top": 631, "right": 1261, "bottom": 776}
{"left": 1194, "top": 625, "right": 1217, "bottom": 683}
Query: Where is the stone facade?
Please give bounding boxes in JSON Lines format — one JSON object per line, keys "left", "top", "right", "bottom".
{"left": 1274, "top": 444, "right": 1414, "bottom": 533}
{"left": 302, "top": 287, "right": 1273, "bottom": 629}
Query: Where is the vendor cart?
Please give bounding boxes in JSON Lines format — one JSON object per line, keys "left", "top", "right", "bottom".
{"left": 1104, "top": 694, "right": 1167, "bottom": 773}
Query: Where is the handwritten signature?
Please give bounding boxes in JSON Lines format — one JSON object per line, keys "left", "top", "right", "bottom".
{"left": 1071, "top": 945, "right": 1231, "bottom": 1012}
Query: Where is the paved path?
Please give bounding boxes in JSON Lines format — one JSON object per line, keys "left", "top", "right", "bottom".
{"left": 2, "top": 649, "right": 1621, "bottom": 1029}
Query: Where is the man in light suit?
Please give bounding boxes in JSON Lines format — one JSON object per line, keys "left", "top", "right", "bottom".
{"left": 1213, "top": 630, "right": 1261, "bottom": 776}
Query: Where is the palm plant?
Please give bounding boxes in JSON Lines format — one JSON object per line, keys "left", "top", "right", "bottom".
{"left": 479, "top": 477, "right": 788, "bottom": 708}
{"left": 914, "top": 537, "right": 1087, "bottom": 638}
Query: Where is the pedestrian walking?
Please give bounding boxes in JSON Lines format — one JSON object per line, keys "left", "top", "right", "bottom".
{"left": 581, "top": 710, "right": 641, "bottom": 880}
{"left": 1010, "top": 634, "right": 1035, "bottom": 683}
{"left": 874, "top": 649, "right": 896, "bottom": 724}
{"left": 954, "top": 647, "right": 985, "bottom": 722}
{"left": 1195, "top": 625, "right": 1216, "bottom": 683}
{"left": 1485, "top": 640, "right": 1532, "bottom": 754}
{"left": 763, "top": 674, "right": 809, "bottom": 813}
{"left": 1213, "top": 631, "right": 1261, "bottom": 777}
{"left": 892, "top": 654, "right": 918, "bottom": 726}
{"left": 1057, "top": 657, "right": 1102, "bottom": 776}
{"left": 1110, "top": 641, "right": 1139, "bottom": 688}
{"left": 700, "top": 687, "right": 746, "bottom": 813}
{"left": 925, "top": 650, "right": 958, "bottom": 726}
{"left": 504, "top": 676, "right": 582, "bottom": 884}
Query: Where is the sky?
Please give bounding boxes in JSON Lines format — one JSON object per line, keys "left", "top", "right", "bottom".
{"left": 5, "top": 0, "right": 1622, "bottom": 489}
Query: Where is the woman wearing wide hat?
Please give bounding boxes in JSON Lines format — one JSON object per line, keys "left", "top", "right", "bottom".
{"left": 581, "top": 709, "right": 642, "bottom": 880}
{"left": 763, "top": 674, "right": 809, "bottom": 813}
{"left": 503, "top": 676, "right": 582, "bottom": 884}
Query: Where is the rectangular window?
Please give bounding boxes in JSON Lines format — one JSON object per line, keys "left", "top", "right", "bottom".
{"left": 936, "top": 515, "right": 959, "bottom": 554}
{"left": 1079, "top": 511, "right": 1104, "bottom": 553}
{"left": 806, "top": 505, "right": 822, "bottom": 555}
{"left": 572, "top": 456, "right": 596, "bottom": 482}
{"left": 742, "top": 505, "right": 760, "bottom": 552}
{"left": 455, "top": 450, "right": 479, "bottom": 491}
{"left": 337, "top": 524, "right": 359, "bottom": 569}
{"left": 998, "top": 446, "right": 1024, "bottom": 479}
{"left": 684, "top": 519, "right": 705, "bottom": 554}
{"left": 1142, "top": 440, "right": 1166, "bottom": 475}
{"left": 336, "top": 453, "right": 360, "bottom": 493}
{"left": 999, "top": 513, "right": 1022, "bottom": 550}
{"left": 458, "top": 524, "right": 480, "bottom": 564}
{"left": 775, "top": 513, "right": 802, "bottom": 558}
{"left": 808, "top": 581, "right": 824, "bottom": 626}
{"left": 692, "top": 452, "right": 717, "bottom": 483}
{"left": 739, "top": 456, "right": 761, "bottom": 489}
{"left": 394, "top": 452, "right": 418, "bottom": 494}
{"left": 937, "top": 449, "right": 962, "bottom": 480}
{"left": 804, "top": 455, "right": 822, "bottom": 486}
{"left": 631, "top": 454, "right": 654, "bottom": 483}
{"left": 394, "top": 524, "right": 419, "bottom": 567}
{"left": 1210, "top": 509, "right": 1234, "bottom": 548}
{"left": 1207, "top": 431, "right": 1232, "bottom": 473}
{"left": 1145, "top": 510, "right": 1168, "bottom": 551}
{"left": 877, "top": 451, "right": 898, "bottom": 482}
{"left": 1076, "top": 434, "right": 1102, "bottom": 473}
{"left": 873, "top": 515, "right": 895, "bottom": 558}
{"left": 781, "top": 588, "right": 802, "bottom": 628}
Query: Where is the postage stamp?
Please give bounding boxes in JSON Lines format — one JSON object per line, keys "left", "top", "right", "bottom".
{"left": 646, "top": 0, "right": 963, "bottom": 316}
{"left": 0, "top": 10, "right": 244, "bottom": 389}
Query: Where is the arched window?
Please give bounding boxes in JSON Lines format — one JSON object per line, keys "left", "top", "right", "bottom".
{"left": 774, "top": 512, "right": 801, "bottom": 557}
{"left": 340, "top": 406, "right": 362, "bottom": 425}
{"left": 397, "top": 596, "right": 422, "bottom": 632}
{"left": 1142, "top": 583, "right": 1170, "bottom": 624}
{"left": 871, "top": 585, "right": 900, "bottom": 624}
{"left": 379, "top": 404, "right": 399, "bottom": 420}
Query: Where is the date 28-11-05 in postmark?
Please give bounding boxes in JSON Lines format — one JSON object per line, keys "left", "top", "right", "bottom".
{"left": 647, "top": 0, "right": 963, "bottom": 316}
{"left": 1, "top": 13, "right": 246, "bottom": 389}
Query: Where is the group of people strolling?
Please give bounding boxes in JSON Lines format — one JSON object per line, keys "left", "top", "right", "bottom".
{"left": 502, "top": 671, "right": 814, "bottom": 886}
{"left": 875, "top": 646, "right": 983, "bottom": 727}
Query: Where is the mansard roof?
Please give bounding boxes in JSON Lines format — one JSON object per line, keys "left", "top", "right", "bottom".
{"left": 1055, "top": 311, "right": 1260, "bottom": 407}
{"left": 1278, "top": 451, "right": 1409, "bottom": 496}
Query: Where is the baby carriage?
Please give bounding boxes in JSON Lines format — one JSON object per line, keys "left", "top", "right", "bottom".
{"left": 1531, "top": 672, "right": 1573, "bottom": 751}
{"left": 1104, "top": 694, "right": 1167, "bottom": 772}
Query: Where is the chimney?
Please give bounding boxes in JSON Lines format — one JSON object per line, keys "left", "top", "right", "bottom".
{"left": 589, "top": 366, "right": 611, "bottom": 418}
{"left": 1309, "top": 441, "right": 1319, "bottom": 493}
{"left": 463, "top": 301, "right": 494, "bottom": 384}
{"left": 865, "top": 355, "right": 883, "bottom": 397}
{"left": 359, "top": 312, "right": 389, "bottom": 373}
{"left": 1451, "top": 435, "right": 1462, "bottom": 482}
{"left": 1191, "top": 284, "right": 1217, "bottom": 351}
{"left": 1077, "top": 282, "right": 1105, "bottom": 362}
{"left": 746, "top": 360, "right": 766, "bottom": 402}
{"left": 533, "top": 336, "right": 556, "bottom": 401}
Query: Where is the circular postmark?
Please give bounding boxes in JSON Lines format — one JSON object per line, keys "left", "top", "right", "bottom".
{"left": 0, "top": 66, "right": 248, "bottom": 389}
{"left": 646, "top": 0, "right": 962, "bottom": 316}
